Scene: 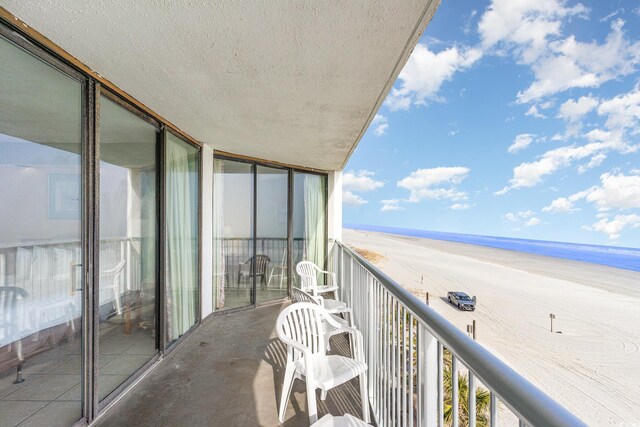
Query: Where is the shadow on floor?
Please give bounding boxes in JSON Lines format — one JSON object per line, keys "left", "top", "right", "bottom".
{"left": 94, "top": 302, "right": 367, "bottom": 427}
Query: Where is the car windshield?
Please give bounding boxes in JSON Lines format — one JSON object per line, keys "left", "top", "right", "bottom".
{"left": 458, "top": 295, "right": 472, "bottom": 301}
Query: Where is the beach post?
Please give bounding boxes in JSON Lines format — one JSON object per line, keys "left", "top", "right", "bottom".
{"left": 425, "top": 292, "right": 429, "bottom": 306}
{"left": 550, "top": 313, "right": 555, "bottom": 332}
{"left": 473, "top": 319, "right": 476, "bottom": 340}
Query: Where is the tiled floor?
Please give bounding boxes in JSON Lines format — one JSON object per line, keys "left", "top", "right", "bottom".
{"left": 0, "top": 320, "right": 156, "bottom": 427}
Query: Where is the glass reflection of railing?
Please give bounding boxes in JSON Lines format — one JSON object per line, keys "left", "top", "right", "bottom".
{"left": 0, "top": 237, "right": 148, "bottom": 348}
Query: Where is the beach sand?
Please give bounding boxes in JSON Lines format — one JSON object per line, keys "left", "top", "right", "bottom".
{"left": 343, "top": 228, "right": 640, "bottom": 426}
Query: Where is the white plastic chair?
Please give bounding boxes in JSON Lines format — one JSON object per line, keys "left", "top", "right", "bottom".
{"left": 291, "top": 287, "right": 352, "bottom": 350}
{"left": 100, "top": 259, "right": 126, "bottom": 315}
{"left": 276, "top": 302, "right": 369, "bottom": 425}
{"left": 296, "top": 261, "right": 339, "bottom": 300}
{"left": 267, "top": 246, "right": 288, "bottom": 289}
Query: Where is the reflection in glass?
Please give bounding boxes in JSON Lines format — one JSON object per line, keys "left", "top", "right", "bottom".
{"left": 98, "top": 96, "right": 158, "bottom": 401}
{"left": 293, "top": 173, "right": 327, "bottom": 284}
{"left": 256, "top": 166, "right": 288, "bottom": 303}
{"left": 0, "top": 36, "right": 83, "bottom": 425}
{"left": 213, "top": 159, "right": 253, "bottom": 310}
{"left": 165, "top": 133, "right": 199, "bottom": 344}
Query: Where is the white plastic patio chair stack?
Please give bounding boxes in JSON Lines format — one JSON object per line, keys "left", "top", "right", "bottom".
{"left": 276, "top": 302, "right": 369, "bottom": 425}
{"left": 291, "top": 287, "right": 352, "bottom": 350}
{"left": 296, "top": 261, "right": 339, "bottom": 300}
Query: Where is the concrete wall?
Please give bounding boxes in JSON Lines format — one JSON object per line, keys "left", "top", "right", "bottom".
{"left": 327, "top": 170, "right": 342, "bottom": 243}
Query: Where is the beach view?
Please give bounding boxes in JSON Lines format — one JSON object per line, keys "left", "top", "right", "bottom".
{"left": 342, "top": 0, "right": 640, "bottom": 425}
{"left": 343, "top": 228, "right": 640, "bottom": 425}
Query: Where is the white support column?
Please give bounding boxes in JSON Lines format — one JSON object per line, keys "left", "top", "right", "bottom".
{"left": 327, "top": 170, "right": 342, "bottom": 243}
{"left": 201, "top": 145, "right": 214, "bottom": 318}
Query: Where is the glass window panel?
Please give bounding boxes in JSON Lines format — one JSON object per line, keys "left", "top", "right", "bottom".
{"left": 97, "top": 96, "right": 158, "bottom": 401}
{"left": 256, "top": 166, "right": 288, "bottom": 303}
{"left": 165, "top": 133, "right": 199, "bottom": 344}
{"left": 293, "top": 173, "right": 327, "bottom": 285}
{"left": 213, "top": 159, "right": 253, "bottom": 310}
{"left": 0, "top": 35, "right": 83, "bottom": 425}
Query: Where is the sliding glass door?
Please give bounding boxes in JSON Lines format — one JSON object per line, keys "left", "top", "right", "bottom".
{"left": 97, "top": 95, "right": 159, "bottom": 401}
{"left": 213, "top": 157, "right": 328, "bottom": 309}
{"left": 165, "top": 132, "right": 200, "bottom": 345}
{"left": 0, "top": 33, "right": 84, "bottom": 425}
{"left": 213, "top": 159, "right": 253, "bottom": 310}
{"left": 256, "top": 166, "right": 289, "bottom": 303}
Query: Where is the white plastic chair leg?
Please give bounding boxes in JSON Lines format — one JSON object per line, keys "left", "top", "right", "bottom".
{"left": 306, "top": 378, "right": 318, "bottom": 424}
{"left": 360, "top": 372, "right": 370, "bottom": 423}
{"left": 320, "top": 389, "right": 327, "bottom": 401}
{"left": 114, "top": 286, "right": 122, "bottom": 315}
{"left": 278, "top": 363, "right": 296, "bottom": 423}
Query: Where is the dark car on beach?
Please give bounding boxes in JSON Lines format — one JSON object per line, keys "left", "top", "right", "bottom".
{"left": 447, "top": 291, "right": 476, "bottom": 311}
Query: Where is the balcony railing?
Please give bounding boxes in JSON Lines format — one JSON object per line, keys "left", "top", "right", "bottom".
{"left": 330, "top": 241, "right": 586, "bottom": 427}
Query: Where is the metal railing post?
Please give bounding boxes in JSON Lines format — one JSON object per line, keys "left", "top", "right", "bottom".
{"left": 418, "top": 324, "right": 438, "bottom": 427}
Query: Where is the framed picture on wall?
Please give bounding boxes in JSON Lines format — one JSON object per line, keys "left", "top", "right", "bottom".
{"left": 48, "top": 173, "right": 81, "bottom": 219}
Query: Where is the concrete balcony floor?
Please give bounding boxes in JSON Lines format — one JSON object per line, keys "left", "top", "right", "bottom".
{"left": 94, "top": 302, "right": 367, "bottom": 426}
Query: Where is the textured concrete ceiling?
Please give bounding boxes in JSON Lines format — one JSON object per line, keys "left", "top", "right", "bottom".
{"left": 2, "top": 0, "right": 439, "bottom": 170}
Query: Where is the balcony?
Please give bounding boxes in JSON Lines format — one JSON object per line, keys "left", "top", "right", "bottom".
{"left": 89, "top": 242, "right": 585, "bottom": 427}
{"left": 92, "top": 301, "right": 365, "bottom": 426}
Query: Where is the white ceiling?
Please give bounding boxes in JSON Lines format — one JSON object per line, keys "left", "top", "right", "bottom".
{"left": 2, "top": 0, "right": 439, "bottom": 170}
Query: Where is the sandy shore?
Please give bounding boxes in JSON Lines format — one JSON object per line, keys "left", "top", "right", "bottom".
{"left": 343, "top": 228, "right": 640, "bottom": 426}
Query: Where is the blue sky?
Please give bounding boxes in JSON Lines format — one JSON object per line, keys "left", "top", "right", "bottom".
{"left": 343, "top": 0, "right": 640, "bottom": 247}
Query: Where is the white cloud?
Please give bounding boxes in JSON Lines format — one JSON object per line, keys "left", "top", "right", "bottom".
{"left": 385, "top": 43, "right": 482, "bottom": 110}
{"left": 398, "top": 167, "right": 470, "bottom": 202}
{"left": 597, "top": 85, "right": 640, "bottom": 132}
{"left": 517, "top": 19, "right": 640, "bottom": 102}
{"left": 503, "top": 210, "right": 535, "bottom": 221}
{"left": 577, "top": 152, "right": 606, "bottom": 174}
{"left": 343, "top": 191, "right": 368, "bottom": 206}
{"left": 496, "top": 129, "right": 635, "bottom": 194}
{"left": 543, "top": 197, "right": 577, "bottom": 213}
{"left": 342, "top": 170, "right": 384, "bottom": 207}
{"left": 371, "top": 114, "right": 389, "bottom": 136}
{"left": 600, "top": 8, "right": 624, "bottom": 23}
{"left": 451, "top": 203, "right": 471, "bottom": 210}
{"left": 587, "top": 214, "right": 640, "bottom": 240}
{"left": 557, "top": 95, "right": 599, "bottom": 122}
{"left": 583, "top": 172, "right": 640, "bottom": 211}
{"left": 544, "top": 171, "right": 640, "bottom": 230}
{"left": 380, "top": 199, "right": 404, "bottom": 212}
{"left": 525, "top": 217, "right": 541, "bottom": 227}
{"left": 342, "top": 170, "right": 384, "bottom": 192}
{"left": 508, "top": 134, "right": 536, "bottom": 153}
{"left": 503, "top": 210, "right": 539, "bottom": 226}
{"left": 478, "top": 0, "right": 588, "bottom": 64}
{"left": 503, "top": 212, "right": 518, "bottom": 222}
{"left": 525, "top": 105, "right": 546, "bottom": 118}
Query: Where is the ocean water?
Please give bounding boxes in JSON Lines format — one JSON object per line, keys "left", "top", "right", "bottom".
{"left": 345, "top": 223, "right": 640, "bottom": 273}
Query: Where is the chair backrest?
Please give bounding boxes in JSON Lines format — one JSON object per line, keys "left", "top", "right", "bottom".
{"left": 276, "top": 302, "right": 326, "bottom": 362}
{"left": 0, "top": 286, "right": 28, "bottom": 336}
{"left": 254, "top": 255, "right": 271, "bottom": 275}
{"left": 296, "top": 261, "right": 319, "bottom": 290}
{"left": 291, "top": 287, "right": 320, "bottom": 305}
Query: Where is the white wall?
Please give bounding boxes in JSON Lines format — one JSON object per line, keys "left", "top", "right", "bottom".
{"left": 327, "top": 170, "right": 342, "bottom": 243}
{"left": 201, "top": 146, "right": 214, "bottom": 318}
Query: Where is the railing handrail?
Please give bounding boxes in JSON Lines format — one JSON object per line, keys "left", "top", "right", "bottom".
{"left": 336, "top": 241, "right": 586, "bottom": 427}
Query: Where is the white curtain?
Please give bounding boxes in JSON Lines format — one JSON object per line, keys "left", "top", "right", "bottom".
{"left": 165, "top": 136, "right": 198, "bottom": 341}
{"left": 213, "top": 159, "right": 225, "bottom": 309}
{"left": 303, "top": 174, "right": 326, "bottom": 272}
